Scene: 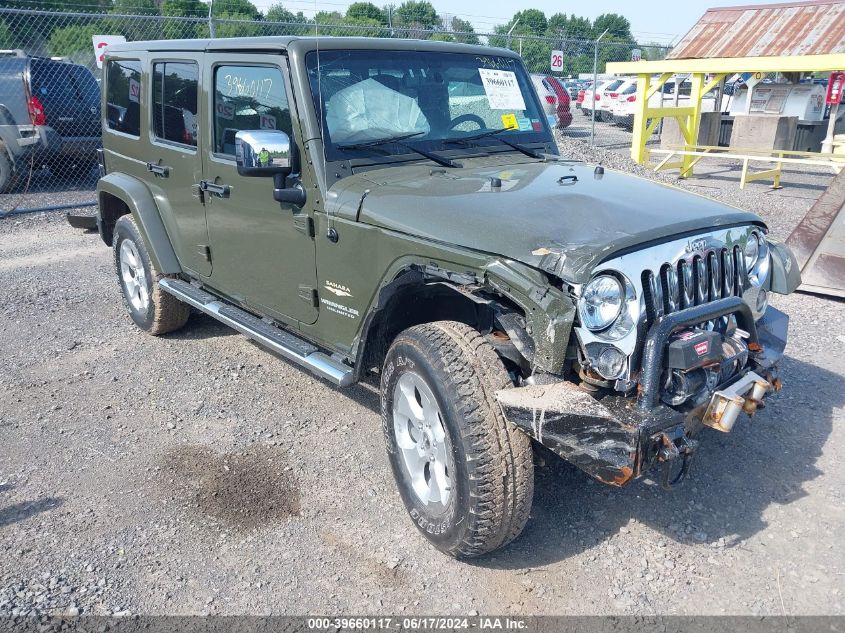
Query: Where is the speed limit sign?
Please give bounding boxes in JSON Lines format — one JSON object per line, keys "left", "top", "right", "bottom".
{"left": 550, "top": 50, "right": 564, "bottom": 72}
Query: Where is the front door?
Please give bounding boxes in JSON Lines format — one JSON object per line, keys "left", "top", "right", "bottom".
{"left": 201, "top": 54, "right": 318, "bottom": 325}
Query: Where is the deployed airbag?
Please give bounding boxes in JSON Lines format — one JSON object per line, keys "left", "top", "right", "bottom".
{"left": 326, "top": 78, "right": 429, "bottom": 143}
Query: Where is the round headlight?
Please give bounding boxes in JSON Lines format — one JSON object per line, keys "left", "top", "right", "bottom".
{"left": 579, "top": 275, "right": 623, "bottom": 331}
{"left": 744, "top": 232, "right": 760, "bottom": 269}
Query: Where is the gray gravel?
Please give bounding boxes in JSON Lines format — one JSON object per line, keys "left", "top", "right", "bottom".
{"left": 1, "top": 137, "right": 844, "bottom": 617}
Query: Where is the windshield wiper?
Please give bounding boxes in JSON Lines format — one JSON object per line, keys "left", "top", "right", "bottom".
{"left": 336, "top": 131, "right": 425, "bottom": 150}
{"left": 443, "top": 127, "right": 545, "bottom": 159}
{"left": 337, "top": 132, "right": 459, "bottom": 168}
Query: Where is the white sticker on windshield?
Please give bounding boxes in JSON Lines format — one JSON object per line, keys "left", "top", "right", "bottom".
{"left": 478, "top": 68, "right": 526, "bottom": 111}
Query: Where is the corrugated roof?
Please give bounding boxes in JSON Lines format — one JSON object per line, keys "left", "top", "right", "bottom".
{"left": 666, "top": 0, "right": 845, "bottom": 59}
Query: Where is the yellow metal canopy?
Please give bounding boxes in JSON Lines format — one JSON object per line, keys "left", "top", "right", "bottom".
{"left": 607, "top": 53, "right": 845, "bottom": 75}
{"left": 604, "top": 54, "right": 845, "bottom": 170}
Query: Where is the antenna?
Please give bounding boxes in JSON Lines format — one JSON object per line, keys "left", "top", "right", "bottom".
{"left": 314, "top": 0, "right": 335, "bottom": 242}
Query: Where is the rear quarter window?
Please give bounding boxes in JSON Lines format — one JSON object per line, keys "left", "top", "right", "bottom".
{"left": 105, "top": 59, "right": 142, "bottom": 137}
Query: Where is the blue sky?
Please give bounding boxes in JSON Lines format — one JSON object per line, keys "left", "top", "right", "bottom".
{"left": 251, "top": 0, "right": 782, "bottom": 44}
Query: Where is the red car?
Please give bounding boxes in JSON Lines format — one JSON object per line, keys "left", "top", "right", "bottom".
{"left": 542, "top": 75, "right": 573, "bottom": 129}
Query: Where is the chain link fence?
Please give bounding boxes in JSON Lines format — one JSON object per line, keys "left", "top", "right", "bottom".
{"left": 0, "top": 6, "right": 671, "bottom": 214}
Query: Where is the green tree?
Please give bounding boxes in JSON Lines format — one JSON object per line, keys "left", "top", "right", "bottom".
{"left": 160, "top": 0, "right": 206, "bottom": 18}
{"left": 346, "top": 2, "right": 386, "bottom": 24}
{"left": 214, "top": 11, "right": 262, "bottom": 37}
{"left": 111, "top": 0, "right": 157, "bottom": 14}
{"left": 263, "top": 3, "right": 310, "bottom": 35}
{"left": 449, "top": 17, "right": 478, "bottom": 45}
{"left": 213, "top": 0, "right": 260, "bottom": 20}
{"left": 314, "top": 10, "right": 344, "bottom": 23}
{"left": 160, "top": 0, "right": 206, "bottom": 39}
{"left": 593, "top": 13, "right": 633, "bottom": 42}
{"left": 106, "top": 0, "right": 159, "bottom": 41}
{"left": 393, "top": 1, "right": 438, "bottom": 29}
{"left": 49, "top": 22, "right": 103, "bottom": 57}
{"left": 0, "top": 21, "right": 13, "bottom": 49}
{"left": 510, "top": 9, "right": 547, "bottom": 36}
{"left": 546, "top": 13, "right": 592, "bottom": 40}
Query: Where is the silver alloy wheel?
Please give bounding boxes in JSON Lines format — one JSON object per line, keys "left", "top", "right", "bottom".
{"left": 392, "top": 371, "right": 453, "bottom": 510}
{"left": 119, "top": 239, "right": 149, "bottom": 312}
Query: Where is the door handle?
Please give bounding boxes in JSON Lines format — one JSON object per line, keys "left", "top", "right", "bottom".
{"left": 146, "top": 162, "right": 170, "bottom": 177}
{"left": 199, "top": 180, "right": 231, "bottom": 198}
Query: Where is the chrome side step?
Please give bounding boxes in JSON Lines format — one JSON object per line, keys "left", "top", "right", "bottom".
{"left": 159, "top": 278, "right": 354, "bottom": 387}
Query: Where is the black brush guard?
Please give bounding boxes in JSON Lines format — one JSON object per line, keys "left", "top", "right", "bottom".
{"left": 497, "top": 297, "right": 785, "bottom": 489}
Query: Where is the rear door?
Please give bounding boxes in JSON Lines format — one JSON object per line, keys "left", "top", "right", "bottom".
{"left": 143, "top": 55, "right": 211, "bottom": 277}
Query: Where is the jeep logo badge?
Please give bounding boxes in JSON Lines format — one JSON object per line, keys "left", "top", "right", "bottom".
{"left": 686, "top": 238, "right": 707, "bottom": 253}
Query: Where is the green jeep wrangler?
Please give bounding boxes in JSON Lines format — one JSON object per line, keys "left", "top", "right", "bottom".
{"left": 93, "top": 36, "right": 800, "bottom": 558}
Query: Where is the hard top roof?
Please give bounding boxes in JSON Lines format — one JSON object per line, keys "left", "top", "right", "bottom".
{"left": 106, "top": 35, "right": 518, "bottom": 59}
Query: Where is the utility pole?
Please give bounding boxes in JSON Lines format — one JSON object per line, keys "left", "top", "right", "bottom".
{"left": 506, "top": 18, "right": 520, "bottom": 49}
{"left": 207, "top": 0, "right": 216, "bottom": 38}
{"left": 591, "top": 28, "right": 609, "bottom": 146}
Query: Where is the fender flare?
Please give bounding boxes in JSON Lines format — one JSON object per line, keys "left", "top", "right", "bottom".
{"left": 97, "top": 172, "right": 181, "bottom": 274}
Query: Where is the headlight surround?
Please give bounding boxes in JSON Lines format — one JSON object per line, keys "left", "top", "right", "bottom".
{"left": 744, "top": 232, "right": 760, "bottom": 269}
{"left": 747, "top": 232, "right": 770, "bottom": 288}
{"left": 579, "top": 275, "right": 623, "bottom": 331}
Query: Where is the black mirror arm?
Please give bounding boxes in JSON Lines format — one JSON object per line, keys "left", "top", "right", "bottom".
{"left": 273, "top": 173, "right": 306, "bottom": 206}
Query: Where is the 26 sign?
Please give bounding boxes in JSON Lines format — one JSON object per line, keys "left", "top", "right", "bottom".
{"left": 550, "top": 50, "right": 564, "bottom": 72}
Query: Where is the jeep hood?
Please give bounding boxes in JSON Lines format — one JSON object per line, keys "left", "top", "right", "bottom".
{"left": 326, "top": 160, "right": 762, "bottom": 284}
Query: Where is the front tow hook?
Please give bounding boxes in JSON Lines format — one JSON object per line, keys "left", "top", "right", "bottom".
{"left": 656, "top": 428, "right": 698, "bottom": 490}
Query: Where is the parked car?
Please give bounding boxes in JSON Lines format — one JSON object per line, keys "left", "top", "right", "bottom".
{"left": 90, "top": 36, "right": 799, "bottom": 560}
{"left": 0, "top": 52, "right": 101, "bottom": 191}
{"left": 596, "top": 77, "right": 634, "bottom": 123}
{"left": 529, "top": 73, "right": 559, "bottom": 129}
{"left": 541, "top": 75, "right": 573, "bottom": 129}
{"left": 609, "top": 79, "right": 720, "bottom": 130}
{"left": 581, "top": 78, "right": 625, "bottom": 121}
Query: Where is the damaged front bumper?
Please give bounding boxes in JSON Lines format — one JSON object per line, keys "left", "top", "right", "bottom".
{"left": 496, "top": 300, "right": 789, "bottom": 488}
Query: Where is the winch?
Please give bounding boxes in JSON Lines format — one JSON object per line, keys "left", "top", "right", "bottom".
{"left": 660, "top": 327, "right": 749, "bottom": 407}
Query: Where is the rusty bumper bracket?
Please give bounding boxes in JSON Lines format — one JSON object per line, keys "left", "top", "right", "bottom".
{"left": 656, "top": 426, "right": 698, "bottom": 490}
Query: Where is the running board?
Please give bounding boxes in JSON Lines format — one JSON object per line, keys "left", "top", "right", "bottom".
{"left": 158, "top": 278, "right": 353, "bottom": 387}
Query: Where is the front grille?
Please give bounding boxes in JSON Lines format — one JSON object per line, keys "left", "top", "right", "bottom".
{"left": 643, "top": 246, "right": 747, "bottom": 324}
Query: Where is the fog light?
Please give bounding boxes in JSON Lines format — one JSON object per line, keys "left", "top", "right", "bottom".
{"left": 596, "top": 346, "right": 627, "bottom": 380}
{"left": 755, "top": 288, "right": 768, "bottom": 313}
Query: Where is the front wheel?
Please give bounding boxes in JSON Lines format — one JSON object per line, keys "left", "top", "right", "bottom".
{"left": 381, "top": 321, "right": 534, "bottom": 558}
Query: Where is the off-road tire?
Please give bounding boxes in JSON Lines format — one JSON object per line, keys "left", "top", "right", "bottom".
{"left": 113, "top": 214, "right": 190, "bottom": 336}
{"left": 381, "top": 321, "right": 534, "bottom": 558}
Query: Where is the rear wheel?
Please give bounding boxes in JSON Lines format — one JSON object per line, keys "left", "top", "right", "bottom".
{"left": 381, "top": 321, "right": 534, "bottom": 558}
{"left": 113, "top": 214, "right": 190, "bottom": 335}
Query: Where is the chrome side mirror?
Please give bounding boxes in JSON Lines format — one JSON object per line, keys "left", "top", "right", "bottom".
{"left": 235, "top": 129, "right": 292, "bottom": 177}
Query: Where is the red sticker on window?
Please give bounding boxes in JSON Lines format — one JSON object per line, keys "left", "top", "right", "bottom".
{"left": 694, "top": 341, "right": 709, "bottom": 356}
{"left": 532, "top": 121, "right": 542, "bottom": 131}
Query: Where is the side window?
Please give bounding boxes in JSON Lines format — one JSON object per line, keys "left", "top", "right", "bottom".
{"left": 105, "top": 59, "right": 141, "bottom": 136}
{"left": 213, "top": 65, "right": 290, "bottom": 157}
{"left": 152, "top": 61, "right": 198, "bottom": 147}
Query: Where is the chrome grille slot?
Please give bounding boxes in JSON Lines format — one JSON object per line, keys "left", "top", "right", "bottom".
{"left": 679, "top": 259, "right": 694, "bottom": 309}
{"left": 645, "top": 245, "right": 746, "bottom": 324}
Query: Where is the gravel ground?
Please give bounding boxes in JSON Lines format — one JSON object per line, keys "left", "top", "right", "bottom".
{"left": 1, "top": 135, "right": 844, "bottom": 618}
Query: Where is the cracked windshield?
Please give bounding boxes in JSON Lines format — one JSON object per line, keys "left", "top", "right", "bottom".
{"left": 305, "top": 50, "right": 552, "bottom": 160}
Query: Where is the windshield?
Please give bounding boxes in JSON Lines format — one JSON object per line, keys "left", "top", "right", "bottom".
{"left": 305, "top": 50, "right": 553, "bottom": 162}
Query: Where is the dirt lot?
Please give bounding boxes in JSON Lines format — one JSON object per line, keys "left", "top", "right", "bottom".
{"left": 1, "top": 140, "right": 844, "bottom": 617}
